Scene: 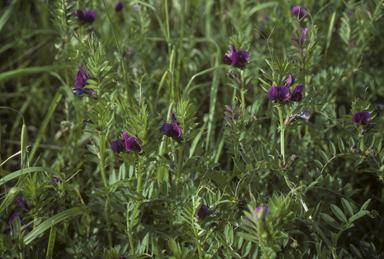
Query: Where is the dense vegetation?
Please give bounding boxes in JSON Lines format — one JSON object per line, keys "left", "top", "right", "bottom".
{"left": 1, "top": 0, "right": 384, "bottom": 258}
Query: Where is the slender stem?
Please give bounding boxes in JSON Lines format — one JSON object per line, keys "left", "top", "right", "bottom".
{"left": 176, "top": 143, "right": 184, "bottom": 189}
{"left": 241, "top": 70, "right": 246, "bottom": 117}
{"left": 175, "top": 0, "right": 186, "bottom": 94}
{"left": 361, "top": 135, "right": 366, "bottom": 153}
{"left": 128, "top": 161, "right": 143, "bottom": 254}
{"left": 277, "top": 106, "right": 286, "bottom": 165}
{"left": 257, "top": 222, "right": 269, "bottom": 259}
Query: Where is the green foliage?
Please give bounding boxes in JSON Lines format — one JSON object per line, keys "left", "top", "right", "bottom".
{"left": 1, "top": 0, "right": 384, "bottom": 258}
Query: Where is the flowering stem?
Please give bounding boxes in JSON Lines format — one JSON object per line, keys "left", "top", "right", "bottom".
{"left": 241, "top": 70, "right": 246, "bottom": 117}
{"left": 128, "top": 161, "right": 144, "bottom": 254}
{"left": 176, "top": 143, "right": 184, "bottom": 189}
{"left": 361, "top": 135, "right": 365, "bottom": 153}
{"left": 277, "top": 106, "right": 286, "bottom": 165}
{"left": 99, "top": 132, "right": 113, "bottom": 247}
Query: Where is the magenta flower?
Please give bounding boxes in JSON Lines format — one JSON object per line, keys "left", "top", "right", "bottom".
{"left": 352, "top": 111, "right": 370, "bottom": 126}
{"left": 53, "top": 178, "right": 62, "bottom": 184}
{"left": 292, "top": 28, "right": 317, "bottom": 47}
{"left": 111, "top": 138, "right": 125, "bottom": 153}
{"left": 286, "top": 73, "right": 295, "bottom": 87}
{"left": 159, "top": 123, "right": 182, "bottom": 142}
{"left": 225, "top": 104, "right": 239, "bottom": 120}
{"left": 9, "top": 213, "right": 23, "bottom": 225}
{"left": 16, "top": 197, "right": 26, "bottom": 208}
{"left": 223, "top": 45, "right": 250, "bottom": 69}
{"left": 115, "top": 2, "right": 124, "bottom": 13}
{"left": 245, "top": 206, "right": 269, "bottom": 225}
{"left": 170, "top": 113, "right": 177, "bottom": 123}
{"left": 268, "top": 85, "right": 303, "bottom": 104}
{"left": 74, "top": 9, "right": 96, "bottom": 24}
{"left": 290, "top": 5, "right": 306, "bottom": 20}
{"left": 72, "top": 66, "right": 97, "bottom": 99}
{"left": 125, "top": 136, "right": 142, "bottom": 153}
{"left": 111, "top": 132, "right": 142, "bottom": 153}
{"left": 196, "top": 204, "right": 213, "bottom": 219}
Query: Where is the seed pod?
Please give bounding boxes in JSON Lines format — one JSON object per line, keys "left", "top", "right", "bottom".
{"left": 21, "top": 121, "right": 28, "bottom": 168}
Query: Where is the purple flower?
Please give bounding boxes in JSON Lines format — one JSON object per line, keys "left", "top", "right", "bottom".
{"left": 74, "top": 9, "right": 96, "bottom": 24}
{"left": 160, "top": 123, "right": 182, "bottom": 142}
{"left": 16, "top": 197, "right": 26, "bottom": 208}
{"left": 115, "top": 2, "right": 124, "bottom": 13}
{"left": 268, "top": 84, "right": 303, "bottom": 104}
{"left": 111, "top": 138, "right": 125, "bottom": 153}
{"left": 223, "top": 45, "right": 250, "bottom": 69}
{"left": 290, "top": 5, "right": 306, "bottom": 20}
{"left": 245, "top": 206, "right": 269, "bottom": 225}
{"left": 292, "top": 27, "right": 313, "bottom": 46}
{"left": 170, "top": 113, "right": 177, "bottom": 123}
{"left": 267, "top": 85, "right": 290, "bottom": 104}
{"left": 121, "top": 257, "right": 127, "bottom": 259}
{"left": 286, "top": 73, "right": 295, "bottom": 87}
{"left": 111, "top": 132, "right": 142, "bottom": 153}
{"left": 225, "top": 104, "right": 239, "bottom": 120}
{"left": 348, "top": 11, "right": 353, "bottom": 20}
{"left": 290, "top": 85, "right": 304, "bottom": 102}
{"left": 125, "top": 136, "right": 142, "bottom": 153}
{"left": 352, "top": 111, "right": 370, "bottom": 126}
{"left": 72, "top": 66, "right": 97, "bottom": 99}
{"left": 53, "top": 178, "right": 62, "bottom": 184}
{"left": 9, "top": 213, "right": 23, "bottom": 225}
{"left": 264, "top": 15, "right": 268, "bottom": 21}
{"left": 196, "top": 204, "right": 213, "bottom": 219}
{"left": 133, "top": 6, "right": 139, "bottom": 12}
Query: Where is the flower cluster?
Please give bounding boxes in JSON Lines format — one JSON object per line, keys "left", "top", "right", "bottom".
{"left": 225, "top": 104, "right": 239, "bottom": 121}
{"left": 267, "top": 85, "right": 303, "bottom": 104}
{"left": 72, "top": 66, "right": 97, "bottom": 99}
{"left": 115, "top": 2, "right": 125, "bottom": 13}
{"left": 292, "top": 28, "right": 318, "bottom": 48}
{"left": 245, "top": 206, "right": 269, "bottom": 228}
{"left": 73, "top": 9, "right": 96, "bottom": 24}
{"left": 111, "top": 132, "right": 142, "bottom": 153}
{"left": 352, "top": 111, "right": 370, "bottom": 126}
{"left": 223, "top": 45, "right": 250, "bottom": 69}
{"left": 159, "top": 112, "right": 183, "bottom": 143}
{"left": 289, "top": 5, "right": 306, "bottom": 20}
{"left": 196, "top": 204, "right": 214, "bottom": 220}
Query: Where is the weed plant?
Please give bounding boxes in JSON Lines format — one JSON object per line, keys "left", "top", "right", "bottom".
{"left": 1, "top": 0, "right": 384, "bottom": 258}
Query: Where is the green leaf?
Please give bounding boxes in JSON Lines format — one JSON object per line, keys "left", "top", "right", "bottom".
{"left": 0, "top": 167, "right": 62, "bottom": 186}
{"left": 348, "top": 210, "right": 369, "bottom": 223}
{"left": 168, "top": 239, "right": 180, "bottom": 258}
{"left": 233, "top": 157, "right": 246, "bottom": 174}
{"left": 313, "top": 159, "right": 323, "bottom": 168}
{"left": 330, "top": 204, "right": 347, "bottom": 223}
{"left": 24, "top": 207, "right": 88, "bottom": 245}
{"left": 46, "top": 224, "right": 56, "bottom": 259}
{"left": 360, "top": 199, "right": 371, "bottom": 211}
{"left": 319, "top": 150, "right": 329, "bottom": 162}
{"left": 338, "top": 138, "right": 345, "bottom": 153}
{"left": 329, "top": 142, "right": 336, "bottom": 156}
{"left": 320, "top": 213, "right": 341, "bottom": 229}
{"left": 341, "top": 198, "right": 354, "bottom": 216}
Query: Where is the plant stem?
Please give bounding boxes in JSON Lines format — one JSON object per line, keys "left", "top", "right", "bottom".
{"left": 99, "top": 132, "right": 113, "bottom": 247}
{"left": 176, "top": 143, "right": 184, "bottom": 189}
{"left": 361, "top": 135, "right": 365, "bottom": 153}
{"left": 277, "top": 106, "right": 286, "bottom": 165}
{"left": 128, "top": 161, "right": 143, "bottom": 254}
{"left": 241, "top": 70, "right": 246, "bottom": 117}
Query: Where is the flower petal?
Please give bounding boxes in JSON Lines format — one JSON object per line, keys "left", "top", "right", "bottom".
{"left": 361, "top": 111, "right": 371, "bottom": 123}
{"left": 286, "top": 73, "right": 295, "bottom": 87}
{"left": 290, "top": 84, "right": 303, "bottom": 102}
{"left": 122, "top": 131, "right": 129, "bottom": 140}
{"left": 278, "top": 85, "right": 290, "bottom": 100}
{"left": 125, "top": 137, "right": 142, "bottom": 153}
{"left": 267, "top": 86, "right": 278, "bottom": 101}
